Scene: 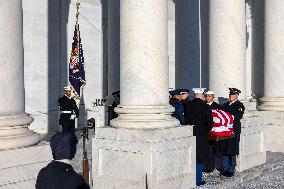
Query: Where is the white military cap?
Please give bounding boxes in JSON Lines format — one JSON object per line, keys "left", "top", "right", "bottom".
{"left": 64, "top": 86, "right": 71, "bottom": 91}
{"left": 192, "top": 88, "right": 206, "bottom": 94}
{"left": 206, "top": 90, "right": 214, "bottom": 95}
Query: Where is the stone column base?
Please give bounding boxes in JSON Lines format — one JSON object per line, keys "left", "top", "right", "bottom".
{"left": 92, "top": 126, "right": 195, "bottom": 189}
{"left": 237, "top": 125, "right": 266, "bottom": 171}
{"left": 0, "top": 113, "right": 41, "bottom": 149}
{"left": 257, "top": 97, "right": 284, "bottom": 111}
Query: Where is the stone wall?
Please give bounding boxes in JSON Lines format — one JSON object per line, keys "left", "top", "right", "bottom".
{"left": 0, "top": 144, "right": 52, "bottom": 189}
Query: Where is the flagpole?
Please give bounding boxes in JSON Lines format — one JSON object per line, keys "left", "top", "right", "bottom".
{"left": 73, "top": 0, "right": 81, "bottom": 100}
{"left": 199, "top": 0, "right": 202, "bottom": 88}
{"left": 76, "top": 0, "right": 80, "bottom": 56}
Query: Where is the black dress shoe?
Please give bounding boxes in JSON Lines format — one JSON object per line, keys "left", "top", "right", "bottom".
{"left": 203, "top": 169, "right": 214, "bottom": 173}
{"left": 219, "top": 170, "right": 227, "bottom": 176}
{"left": 226, "top": 171, "right": 235, "bottom": 177}
{"left": 221, "top": 171, "right": 235, "bottom": 178}
{"left": 196, "top": 181, "right": 206, "bottom": 186}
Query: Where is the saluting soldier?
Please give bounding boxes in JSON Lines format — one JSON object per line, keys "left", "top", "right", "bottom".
{"left": 169, "top": 89, "right": 186, "bottom": 125}
{"left": 58, "top": 86, "right": 79, "bottom": 133}
{"left": 218, "top": 88, "right": 245, "bottom": 177}
{"left": 184, "top": 88, "right": 214, "bottom": 186}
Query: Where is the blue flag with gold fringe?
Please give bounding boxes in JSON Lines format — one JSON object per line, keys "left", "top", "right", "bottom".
{"left": 69, "top": 8, "right": 85, "bottom": 99}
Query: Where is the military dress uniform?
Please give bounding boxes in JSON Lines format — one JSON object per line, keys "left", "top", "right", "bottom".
{"left": 184, "top": 88, "right": 214, "bottom": 185}
{"left": 217, "top": 88, "right": 245, "bottom": 176}
{"left": 170, "top": 98, "right": 185, "bottom": 125}
{"left": 169, "top": 89, "right": 190, "bottom": 125}
{"left": 108, "top": 91, "right": 120, "bottom": 125}
{"left": 58, "top": 95, "right": 79, "bottom": 133}
{"left": 204, "top": 100, "right": 223, "bottom": 172}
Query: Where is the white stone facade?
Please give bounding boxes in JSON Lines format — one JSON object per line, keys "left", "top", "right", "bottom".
{"left": 0, "top": 0, "right": 284, "bottom": 188}
{"left": 93, "top": 126, "right": 195, "bottom": 189}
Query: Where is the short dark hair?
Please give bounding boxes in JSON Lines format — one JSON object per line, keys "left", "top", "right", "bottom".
{"left": 50, "top": 132, "right": 78, "bottom": 160}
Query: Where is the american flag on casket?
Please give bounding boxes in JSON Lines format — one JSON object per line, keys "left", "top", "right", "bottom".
{"left": 209, "top": 109, "right": 234, "bottom": 137}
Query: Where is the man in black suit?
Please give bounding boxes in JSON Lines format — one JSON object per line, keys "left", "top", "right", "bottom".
{"left": 184, "top": 88, "right": 214, "bottom": 186}
{"left": 219, "top": 88, "right": 245, "bottom": 177}
{"left": 58, "top": 86, "right": 79, "bottom": 133}
{"left": 36, "top": 132, "right": 89, "bottom": 189}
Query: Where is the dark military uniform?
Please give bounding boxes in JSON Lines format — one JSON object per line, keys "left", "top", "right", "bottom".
{"left": 219, "top": 100, "right": 245, "bottom": 156}
{"left": 216, "top": 88, "right": 245, "bottom": 176}
{"left": 184, "top": 98, "right": 214, "bottom": 164}
{"left": 203, "top": 101, "right": 223, "bottom": 172}
{"left": 170, "top": 98, "right": 185, "bottom": 125}
{"left": 108, "top": 101, "right": 118, "bottom": 122}
{"left": 36, "top": 161, "right": 89, "bottom": 189}
{"left": 58, "top": 95, "right": 79, "bottom": 133}
{"left": 209, "top": 101, "right": 223, "bottom": 110}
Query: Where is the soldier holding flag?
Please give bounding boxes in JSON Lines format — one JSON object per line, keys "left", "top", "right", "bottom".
{"left": 58, "top": 0, "right": 85, "bottom": 134}
{"left": 58, "top": 86, "right": 79, "bottom": 134}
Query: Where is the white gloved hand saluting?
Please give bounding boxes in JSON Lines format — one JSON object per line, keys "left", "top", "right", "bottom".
{"left": 70, "top": 114, "right": 76, "bottom": 120}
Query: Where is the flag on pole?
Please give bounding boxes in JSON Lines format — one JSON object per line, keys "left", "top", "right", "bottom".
{"left": 69, "top": 2, "right": 85, "bottom": 99}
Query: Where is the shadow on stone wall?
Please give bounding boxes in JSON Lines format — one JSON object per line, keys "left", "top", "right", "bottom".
{"left": 102, "top": 0, "right": 109, "bottom": 125}
{"left": 175, "top": 0, "right": 209, "bottom": 89}
{"left": 200, "top": 0, "right": 209, "bottom": 89}
{"left": 47, "top": 0, "right": 70, "bottom": 135}
{"left": 252, "top": 0, "right": 264, "bottom": 101}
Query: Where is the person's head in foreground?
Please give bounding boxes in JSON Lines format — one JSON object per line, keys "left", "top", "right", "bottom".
{"left": 50, "top": 132, "right": 78, "bottom": 160}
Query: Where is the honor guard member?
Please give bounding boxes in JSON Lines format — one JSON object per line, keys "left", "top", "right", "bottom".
{"left": 169, "top": 89, "right": 185, "bottom": 125}
{"left": 206, "top": 91, "right": 223, "bottom": 110}
{"left": 184, "top": 88, "right": 214, "bottom": 186}
{"left": 219, "top": 88, "right": 245, "bottom": 177}
{"left": 58, "top": 86, "right": 79, "bottom": 133}
{"left": 108, "top": 91, "right": 120, "bottom": 125}
{"left": 36, "top": 132, "right": 89, "bottom": 189}
{"left": 203, "top": 90, "right": 223, "bottom": 173}
{"left": 180, "top": 89, "right": 190, "bottom": 103}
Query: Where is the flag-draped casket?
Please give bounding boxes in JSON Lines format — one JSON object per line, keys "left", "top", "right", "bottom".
{"left": 209, "top": 109, "right": 234, "bottom": 140}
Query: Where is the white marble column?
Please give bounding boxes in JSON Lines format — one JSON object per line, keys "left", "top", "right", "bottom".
{"left": 0, "top": 0, "right": 40, "bottom": 149}
{"left": 107, "top": 0, "right": 120, "bottom": 95}
{"left": 110, "top": 0, "right": 179, "bottom": 129}
{"left": 209, "top": 0, "right": 246, "bottom": 100}
{"left": 258, "top": 0, "right": 284, "bottom": 111}
{"left": 246, "top": 0, "right": 253, "bottom": 99}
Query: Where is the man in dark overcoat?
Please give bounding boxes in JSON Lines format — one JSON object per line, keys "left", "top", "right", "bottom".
{"left": 184, "top": 88, "right": 214, "bottom": 186}
{"left": 218, "top": 88, "right": 245, "bottom": 177}
{"left": 35, "top": 132, "right": 89, "bottom": 189}
{"left": 58, "top": 86, "right": 79, "bottom": 133}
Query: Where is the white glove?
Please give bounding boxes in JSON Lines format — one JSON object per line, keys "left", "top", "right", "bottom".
{"left": 70, "top": 114, "right": 76, "bottom": 120}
